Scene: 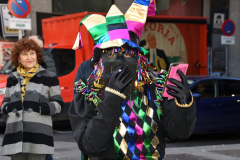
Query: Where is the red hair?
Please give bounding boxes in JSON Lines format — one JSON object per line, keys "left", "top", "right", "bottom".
{"left": 11, "top": 38, "right": 43, "bottom": 68}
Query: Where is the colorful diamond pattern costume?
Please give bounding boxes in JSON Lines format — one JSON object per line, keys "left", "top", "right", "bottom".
{"left": 69, "top": 0, "right": 195, "bottom": 159}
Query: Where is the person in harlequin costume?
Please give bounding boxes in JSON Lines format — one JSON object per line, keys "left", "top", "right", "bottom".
{"left": 69, "top": 0, "right": 196, "bottom": 159}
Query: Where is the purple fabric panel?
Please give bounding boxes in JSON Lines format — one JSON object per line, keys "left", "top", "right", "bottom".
{"left": 78, "top": 32, "right": 83, "bottom": 49}
{"left": 129, "top": 111, "right": 138, "bottom": 123}
{"left": 94, "top": 43, "right": 101, "bottom": 49}
{"left": 108, "top": 29, "right": 130, "bottom": 41}
{"left": 147, "top": 0, "right": 155, "bottom": 16}
{"left": 135, "top": 138, "right": 143, "bottom": 152}
{"left": 135, "top": 124, "right": 143, "bottom": 137}
{"left": 126, "top": 20, "right": 145, "bottom": 38}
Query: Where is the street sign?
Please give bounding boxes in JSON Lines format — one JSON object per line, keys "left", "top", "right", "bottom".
{"left": 0, "top": 4, "right": 24, "bottom": 37}
{"left": 9, "top": 18, "right": 31, "bottom": 30}
{"left": 213, "top": 13, "right": 224, "bottom": 29}
{"left": 222, "top": 19, "right": 235, "bottom": 36}
{"left": 8, "top": 0, "right": 30, "bottom": 18}
{"left": 221, "top": 35, "right": 235, "bottom": 45}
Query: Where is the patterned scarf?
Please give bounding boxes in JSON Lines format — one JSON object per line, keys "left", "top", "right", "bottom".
{"left": 17, "top": 63, "right": 39, "bottom": 101}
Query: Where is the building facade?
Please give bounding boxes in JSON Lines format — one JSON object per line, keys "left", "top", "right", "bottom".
{"left": 0, "top": 0, "right": 239, "bottom": 77}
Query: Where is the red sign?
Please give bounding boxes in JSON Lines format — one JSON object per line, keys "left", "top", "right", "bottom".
{"left": 222, "top": 19, "right": 235, "bottom": 36}
{"left": 8, "top": 0, "right": 31, "bottom": 18}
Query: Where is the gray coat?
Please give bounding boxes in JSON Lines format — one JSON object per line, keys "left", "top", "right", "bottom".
{"left": 1, "top": 64, "right": 64, "bottom": 156}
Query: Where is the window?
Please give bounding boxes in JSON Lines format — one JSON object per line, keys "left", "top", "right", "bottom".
{"left": 50, "top": 48, "right": 75, "bottom": 77}
{"left": 187, "top": 79, "right": 197, "bottom": 85}
{"left": 221, "top": 80, "right": 240, "bottom": 97}
{"left": 191, "top": 80, "right": 218, "bottom": 99}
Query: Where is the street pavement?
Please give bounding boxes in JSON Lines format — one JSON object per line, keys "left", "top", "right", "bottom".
{"left": 164, "top": 144, "right": 240, "bottom": 160}
{"left": 0, "top": 132, "right": 240, "bottom": 160}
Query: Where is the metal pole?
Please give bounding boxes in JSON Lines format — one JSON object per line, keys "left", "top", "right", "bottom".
{"left": 18, "top": 29, "right": 22, "bottom": 40}
{"left": 210, "top": 48, "right": 212, "bottom": 76}
{"left": 225, "top": 45, "right": 228, "bottom": 77}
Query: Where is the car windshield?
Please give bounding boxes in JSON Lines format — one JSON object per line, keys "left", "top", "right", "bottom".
{"left": 0, "top": 60, "right": 14, "bottom": 74}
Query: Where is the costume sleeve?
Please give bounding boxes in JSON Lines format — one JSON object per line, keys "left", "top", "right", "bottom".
{"left": 161, "top": 97, "right": 196, "bottom": 140}
{"left": 69, "top": 91, "right": 124, "bottom": 156}
{"left": 150, "top": 83, "right": 196, "bottom": 140}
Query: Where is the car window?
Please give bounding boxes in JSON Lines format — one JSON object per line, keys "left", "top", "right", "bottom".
{"left": 221, "top": 80, "right": 240, "bottom": 97}
{"left": 51, "top": 49, "right": 75, "bottom": 77}
{"left": 187, "top": 79, "right": 196, "bottom": 85}
{"left": 191, "top": 80, "right": 218, "bottom": 99}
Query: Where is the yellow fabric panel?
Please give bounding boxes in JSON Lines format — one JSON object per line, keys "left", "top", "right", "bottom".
{"left": 99, "top": 39, "right": 123, "bottom": 49}
{"left": 106, "top": 4, "right": 124, "bottom": 17}
{"left": 125, "top": 3, "right": 148, "bottom": 23}
{"left": 82, "top": 14, "right": 106, "bottom": 30}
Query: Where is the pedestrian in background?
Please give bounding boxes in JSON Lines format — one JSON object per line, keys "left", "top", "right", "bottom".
{"left": 29, "top": 35, "right": 57, "bottom": 74}
{"left": 0, "top": 38, "right": 64, "bottom": 160}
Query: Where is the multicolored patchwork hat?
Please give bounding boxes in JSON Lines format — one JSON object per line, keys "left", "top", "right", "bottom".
{"left": 72, "top": 0, "right": 156, "bottom": 55}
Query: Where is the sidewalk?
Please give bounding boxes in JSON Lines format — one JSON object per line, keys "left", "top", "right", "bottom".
{"left": 0, "top": 139, "right": 240, "bottom": 160}
{"left": 164, "top": 144, "right": 240, "bottom": 160}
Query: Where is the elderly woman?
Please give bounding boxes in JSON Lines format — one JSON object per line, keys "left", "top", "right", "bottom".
{"left": 0, "top": 39, "right": 64, "bottom": 160}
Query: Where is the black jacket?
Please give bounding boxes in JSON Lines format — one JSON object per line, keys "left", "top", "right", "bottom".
{"left": 69, "top": 84, "right": 196, "bottom": 159}
{"left": 74, "top": 59, "right": 94, "bottom": 86}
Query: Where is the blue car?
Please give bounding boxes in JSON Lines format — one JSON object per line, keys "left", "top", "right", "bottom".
{"left": 187, "top": 76, "right": 240, "bottom": 134}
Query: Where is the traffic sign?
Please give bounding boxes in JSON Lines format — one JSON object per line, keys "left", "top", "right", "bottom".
{"left": 8, "top": 0, "right": 31, "bottom": 18}
{"left": 0, "top": 4, "right": 24, "bottom": 37}
{"left": 9, "top": 18, "right": 31, "bottom": 30}
{"left": 222, "top": 19, "right": 235, "bottom": 36}
{"left": 221, "top": 36, "right": 235, "bottom": 45}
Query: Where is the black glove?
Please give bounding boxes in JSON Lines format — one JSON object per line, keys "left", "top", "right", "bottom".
{"left": 166, "top": 70, "right": 191, "bottom": 104}
{"left": 108, "top": 65, "right": 133, "bottom": 93}
{"left": 39, "top": 103, "right": 50, "bottom": 115}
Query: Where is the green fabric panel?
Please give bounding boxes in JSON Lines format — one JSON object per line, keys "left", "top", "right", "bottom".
{"left": 146, "top": 152, "right": 153, "bottom": 160}
{"left": 141, "top": 47, "right": 150, "bottom": 55}
{"left": 134, "top": 96, "right": 142, "bottom": 109}
{"left": 113, "top": 128, "right": 120, "bottom": 153}
{"left": 143, "top": 137, "right": 151, "bottom": 151}
{"left": 138, "top": 109, "right": 146, "bottom": 120}
{"left": 89, "top": 23, "right": 108, "bottom": 42}
{"left": 80, "top": 14, "right": 91, "bottom": 26}
{"left": 156, "top": 109, "right": 161, "bottom": 120}
{"left": 143, "top": 137, "right": 152, "bottom": 160}
{"left": 106, "top": 15, "right": 126, "bottom": 25}
{"left": 143, "top": 122, "right": 151, "bottom": 136}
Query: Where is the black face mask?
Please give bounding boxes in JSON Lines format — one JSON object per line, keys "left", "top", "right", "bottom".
{"left": 101, "top": 49, "right": 138, "bottom": 100}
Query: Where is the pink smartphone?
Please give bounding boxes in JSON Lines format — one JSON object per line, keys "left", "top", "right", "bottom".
{"left": 162, "top": 63, "right": 189, "bottom": 100}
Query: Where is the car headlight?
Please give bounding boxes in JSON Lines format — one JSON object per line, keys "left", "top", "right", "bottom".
{"left": 0, "top": 88, "right": 6, "bottom": 95}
